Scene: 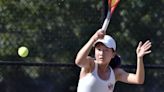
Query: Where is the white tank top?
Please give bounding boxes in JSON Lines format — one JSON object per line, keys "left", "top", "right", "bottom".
{"left": 77, "top": 63, "right": 116, "bottom": 92}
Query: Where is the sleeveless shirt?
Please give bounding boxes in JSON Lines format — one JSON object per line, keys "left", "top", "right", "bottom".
{"left": 77, "top": 63, "right": 116, "bottom": 92}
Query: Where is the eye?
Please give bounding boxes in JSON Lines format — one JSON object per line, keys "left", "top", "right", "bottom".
{"left": 104, "top": 48, "right": 109, "bottom": 52}
{"left": 98, "top": 48, "right": 101, "bottom": 51}
{"left": 96, "top": 47, "right": 102, "bottom": 51}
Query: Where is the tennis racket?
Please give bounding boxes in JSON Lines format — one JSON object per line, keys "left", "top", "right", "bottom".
{"left": 101, "top": 0, "right": 120, "bottom": 32}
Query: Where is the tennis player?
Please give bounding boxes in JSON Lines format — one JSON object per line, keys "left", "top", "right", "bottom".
{"left": 75, "top": 29, "right": 152, "bottom": 92}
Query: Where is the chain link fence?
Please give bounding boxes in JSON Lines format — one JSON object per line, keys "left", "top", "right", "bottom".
{"left": 0, "top": 63, "right": 164, "bottom": 92}
{"left": 0, "top": 0, "right": 163, "bottom": 92}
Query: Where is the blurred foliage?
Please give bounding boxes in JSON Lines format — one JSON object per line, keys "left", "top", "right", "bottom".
{"left": 0, "top": 0, "right": 163, "bottom": 92}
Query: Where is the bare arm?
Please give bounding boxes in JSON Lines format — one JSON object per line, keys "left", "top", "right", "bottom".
{"left": 115, "top": 40, "right": 152, "bottom": 84}
{"left": 75, "top": 29, "right": 105, "bottom": 69}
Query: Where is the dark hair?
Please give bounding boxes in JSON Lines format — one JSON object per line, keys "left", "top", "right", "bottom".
{"left": 109, "top": 54, "right": 121, "bottom": 69}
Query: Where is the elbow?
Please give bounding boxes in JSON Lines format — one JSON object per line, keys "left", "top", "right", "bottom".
{"left": 75, "top": 58, "right": 80, "bottom": 65}
{"left": 75, "top": 58, "right": 84, "bottom": 67}
{"left": 139, "top": 80, "right": 144, "bottom": 84}
{"left": 134, "top": 74, "right": 145, "bottom": 84}
{"left": 75, "top": 53, "right": 82, "bottom": 65}
{"left": 75, "top": 56, "right": 82, "bottom": 66}
{"left": 137, "top": 79, "right": 145, "bottom": 84}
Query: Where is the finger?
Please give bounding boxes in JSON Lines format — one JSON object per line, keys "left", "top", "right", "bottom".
{"left": 144, "top": 50, "right": 152, "bottom": 54}
{"left": 142, "top": 40, "right": 151, "bottom": 47}
{"left": 100, "top": 28, "right": 104, "bottom": 32}
{"left": 142, "top": 41, "right": 152, "bottom": 50}
{"left": 144, "top": 44, "right": 152, "bottom": 51}
{"left": 137, "top": 41, "right": 142, "bottom": 49}
{"left": 145, "top": 42, "right": 151, "bottom": 48}
{"left": 98, "top": 32, "right": 105, "bottom": 39}
{"left": 98, "top": 28, "right": 105, "bottom": 34}
{"left": 97, "top": 29, "right": 104, "bottom": 34}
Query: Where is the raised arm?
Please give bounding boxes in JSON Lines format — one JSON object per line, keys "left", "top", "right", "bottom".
{"left": 75, "top": 29, "right": 105, "bottom": 69}
{"left": 115, "top": 40, "right": 152, "bottom": 84}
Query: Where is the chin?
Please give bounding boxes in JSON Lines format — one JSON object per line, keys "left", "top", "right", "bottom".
{"left": 97, "top": 60, "right": 105, "bottom": 64}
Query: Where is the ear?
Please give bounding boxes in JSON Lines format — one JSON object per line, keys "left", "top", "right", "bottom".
{"left": 112, "top": 52, "right": 116, "bottom": 58}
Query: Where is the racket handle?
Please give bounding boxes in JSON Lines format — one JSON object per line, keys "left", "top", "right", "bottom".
{"left": 101, "top": 12, "right": 110, "bottom": 32}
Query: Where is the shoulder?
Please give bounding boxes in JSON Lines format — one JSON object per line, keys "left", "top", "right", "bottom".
{"left": 113, "top": 68, "right": 127, "bottom": 81}
{"left": 83, "top": 56, "right": 95, "bottom": 72}
{"left": 79, "top": 57, "right": 95, "bottom": 78}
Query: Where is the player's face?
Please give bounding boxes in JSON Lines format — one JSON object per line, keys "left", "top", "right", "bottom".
{"left": 95, "top": 43, "right": 115, "bottom": 64}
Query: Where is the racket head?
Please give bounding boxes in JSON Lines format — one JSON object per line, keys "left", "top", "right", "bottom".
{"left": 110, "top": 0, "right": 119, "bottom": 7}
{"left": 101, "top": 0, "right": 120, "bottom": 32}
{"left": 108, "top": 0, "right": 120, "bottom": 14}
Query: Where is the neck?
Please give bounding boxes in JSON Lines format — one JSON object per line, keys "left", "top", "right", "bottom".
{"left": 98, "top": 64, "right": 109, "bottom": 72}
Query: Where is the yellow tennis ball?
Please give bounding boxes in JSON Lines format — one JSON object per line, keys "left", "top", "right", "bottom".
{"left": 18, "top": 46, "right": 29, "bottom": 57}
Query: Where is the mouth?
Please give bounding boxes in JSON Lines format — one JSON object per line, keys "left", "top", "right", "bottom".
{"left": 99, "top": 57, "right": 104, "bottom": 60}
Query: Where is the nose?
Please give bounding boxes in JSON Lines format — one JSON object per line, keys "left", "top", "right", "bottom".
{"left": 99, "top": 50, "right": 104, "bottom": 55}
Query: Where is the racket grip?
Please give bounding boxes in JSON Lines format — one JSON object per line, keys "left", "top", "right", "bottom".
{"left": 101, "top": 12, "right": 110, "bottom": 32}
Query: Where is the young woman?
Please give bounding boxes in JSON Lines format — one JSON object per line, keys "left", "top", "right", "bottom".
{"left": 75, "top": 29, "right": 152, "bottom": 92}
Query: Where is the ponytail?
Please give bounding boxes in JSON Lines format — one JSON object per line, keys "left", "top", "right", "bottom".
{"left": 109, "top": 54, "right": 121, "bottom": 69}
